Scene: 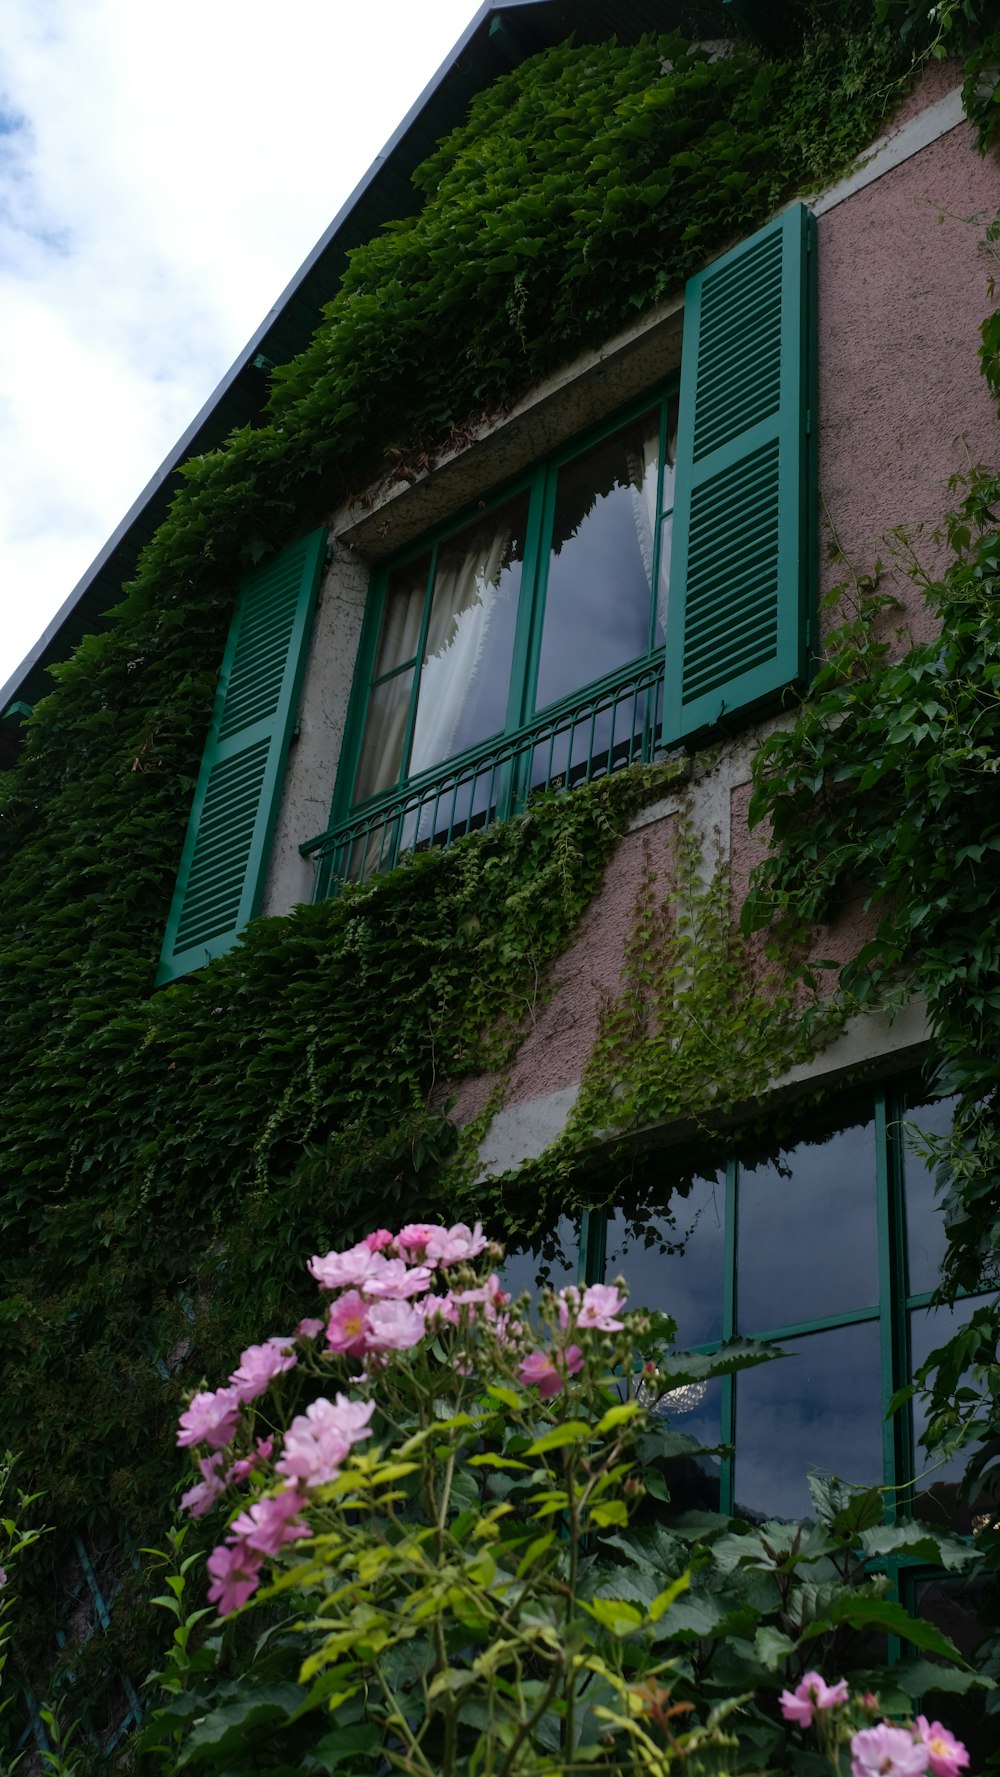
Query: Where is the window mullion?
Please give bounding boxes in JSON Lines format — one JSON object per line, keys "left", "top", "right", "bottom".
{"left": 520, "top": 461, "right": 559, "bottom": 729}
{"left": 720, "top": 1155, "right": 738, "bottom": 1515}
{"left": 878, "top": 1089, "right": 910, "bottom": 1519}
{"left": 397, "top": 547, "right": 438, "bottom": 788}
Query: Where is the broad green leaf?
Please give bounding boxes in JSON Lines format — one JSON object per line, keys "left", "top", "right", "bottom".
{"left": 800, "top": 1594, "right": 965, "bottom": 1662}
{"left": 860, "top": 1521, "right": 982, "bottom": 1569}
{"left": 753, "top": 1624, "right": 798, "bottom": 1670}
{"left": 311, "top": 1723, "right": 381, "bottom": 1770}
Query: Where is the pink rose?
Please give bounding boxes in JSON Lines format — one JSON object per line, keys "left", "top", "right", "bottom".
{"left": 850, "top": 1725, "right": 929, "bottom": 1777}
{"left": 180, "top": 1453, "right": 226, "bottom": 1518}
{"left": 206, "top": 1540, "right": 263, "bottom": 1615}
{"left": 177, "top": 1385, "right": 241, "bottom": 1450}
{"left": 422, "top": 1292, "right": 459, "bottom": 1326}
{"left": 915, "top": 1718, "right": 969, "bottom": 1777}
{"left": 297, "top": 1317, "right": 324, "bottom": 1341}
{"left": 308, "top": 1241, "right": 381, "bottom": 1290}
{"left": 325, "top": 1289, "right": 370, "bottom": 1356}
{"left": 361, "top": 1257, "right": 433, "bottom": 1300}
{"left": 452, "top": 1273, "right": 510, "bottom": 1320}
{"left": 780, "top": 1672, "right": 849, "bottom": 1728}
{"left": 229, "top": 1337, "right": 297, "bottom": 1403}
{"left": 396, "top": 1223, "right": 440, "bottom": 1257}
{"left": 364, "top": 1228, "right": 395, "bottom": 1252}
{"left": 425, "top": 1221, "right": 488, "bottom": 1266}
{"left": 577, "top": 1283, "right": 627, "bottom": 1331}
{"left": 231, "top": 1489, "right": 311, "bottom": 1557}
{"left": 519, "top": 1344, "right": 583, "bottom": 1399}
{"left": 366, "top": 1298, "right": 425, "bottom": 1352}
{"left": 276, "top": 1394, "right": 375, "bottom": 1487}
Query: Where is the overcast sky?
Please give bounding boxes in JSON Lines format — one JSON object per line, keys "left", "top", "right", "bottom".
{"left": 0, "top": 0, "right": 480, "bottom": 697}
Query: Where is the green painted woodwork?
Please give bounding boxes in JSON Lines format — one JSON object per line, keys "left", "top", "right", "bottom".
{"left": 664, "top": 202, "right": 816, "bottom": 744}
{"left": 580, "top": 1087, "right": 977, "bottom": 1524}
{"left": 156, "top": 529, "right": 326, "bottom": 985}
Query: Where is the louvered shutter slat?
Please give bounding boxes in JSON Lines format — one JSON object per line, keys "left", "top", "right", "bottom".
{"left": 156, "top": 529, "right": 326, "bottom": 984}
{"left": 664, "top": 203, "right": 816, "bottom": 743}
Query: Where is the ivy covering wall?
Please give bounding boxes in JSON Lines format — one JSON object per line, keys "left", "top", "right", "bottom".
{"left": 0, "top": 0, "right": 995, "bottom": 1720}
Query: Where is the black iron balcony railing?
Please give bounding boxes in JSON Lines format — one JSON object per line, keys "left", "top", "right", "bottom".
{"left": 302, "top": 656, "right": 665, "bottom": 894}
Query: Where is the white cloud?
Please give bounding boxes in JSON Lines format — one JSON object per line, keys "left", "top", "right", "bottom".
{"left": 0, "top": 0, "right": 480, "bottom": 694}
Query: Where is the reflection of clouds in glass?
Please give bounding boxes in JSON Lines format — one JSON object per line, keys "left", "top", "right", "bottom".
{"left": 606, "top": 1175, "right": 724, "bottom": 1346}
{"left": 738, "top": 1115, "right": 878, "bottom": 1333}
{"left": 734, "top": 1322, "right": 882, "bottom": 1521}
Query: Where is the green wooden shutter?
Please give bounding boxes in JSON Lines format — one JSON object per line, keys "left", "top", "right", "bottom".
{"left": 663, "top": 202, "right": 816, "bottom": 744}
{"left": 156, "top": 528, "right": 327, "bottom": 985}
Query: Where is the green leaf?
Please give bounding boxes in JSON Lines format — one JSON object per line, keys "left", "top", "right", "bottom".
{"left": 753, "top": 1624, "right": 798, "bottom": 1670}
{"left": 648, "top": 1571, "right": 690, "bottom": 1622}
{"left": 800, "top": 1595, "right": 966, "bottom": 1662}
{"left": 594, "top": 1401, "right": 642, "bottom": 1435}
{"left": 525, "top": 1420, "right": 591, "bottom": 1454}
{"left": 485, "top": 1385, "right": 523, "bottom": 1409}
{"left": 311, "top": 1724, "right": 381, "bottom": 1770}
{"left": 586, "top": 1597, "right": 644, "bottom": 1633}
{"left": 859, "top": 1522, "right": 982, "bottom": 1570}
{"left": 589, "top": 1500, "right": 629, "bottom": 1528}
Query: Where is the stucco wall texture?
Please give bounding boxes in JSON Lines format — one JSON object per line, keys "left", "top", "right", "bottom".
{"left": 456, "top": 111, "right": 1000, "bottom": 1130}
{"left": 448, "top": 813, "right": 677, "bottom": 1125}
{"left": 818, "top": 120, "right": 1000, "bottom": 628}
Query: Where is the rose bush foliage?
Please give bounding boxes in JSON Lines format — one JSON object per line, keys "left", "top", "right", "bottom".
{"left": 141, "top": 1229, "right": 989, "bottom": 1775}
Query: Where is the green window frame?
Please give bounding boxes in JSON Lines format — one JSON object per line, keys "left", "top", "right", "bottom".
{"left": 318, "top": 384, "right": 680, "bottom": 891}
{"left": 306, "top": 203, "right": 817, "bottom": 894}
{"left": 508, "top": 1085, "right": 988, "bottom": 1530}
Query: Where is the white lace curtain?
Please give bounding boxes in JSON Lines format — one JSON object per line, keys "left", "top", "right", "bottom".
{"left": 355, "top": 518, "right": 512, "bottom": 805}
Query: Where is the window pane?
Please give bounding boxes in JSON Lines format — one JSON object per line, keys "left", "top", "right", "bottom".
{"left": 409, "top": 495, "right": 529, "bottom": 776}
{"left": 655, "top": 392, "right": 680, "bottom": 646}
{"left": 373, "top": 553, "right": 430, "bottom": 678}
{"left": 503, "top": 1216, "right": 579, "bottom": 1301}
{"left": 733, "top": 1320, "right": 883, "bottom": 1522}
{"left": 737, "top": 1111, "right": 878, "bottom": 1332}
{"left": 605, "top": 1171, "right": 725, "bottom": 1347}
{"left": 535, "top": 411, "right": 659, "bottom": 711}
{"left": 353, "top": 664, "right": 416, "bottom": 803}
{"left": 900, "top": 1096, "right": 958, "bottom": 1297}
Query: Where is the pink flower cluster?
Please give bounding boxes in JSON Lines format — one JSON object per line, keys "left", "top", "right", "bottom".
{"left": 178, "top": 1221, "right": 512, "bottom": 1615}
{"left": 780, "top": 1675, "right": 968, "bottom": 1777}
{"left": 305, "top": 1223, "right": 497, "bottom": 1361}
{"left": 177, "top": 1228, "right": 641, "bottom": 1619}
{"left": 517, "top": 1283, "right": 627, "bottom": 1400}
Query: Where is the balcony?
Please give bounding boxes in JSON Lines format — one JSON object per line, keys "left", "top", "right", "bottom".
{"left": 303, "top": 655, "right": 666, "bottom": 893}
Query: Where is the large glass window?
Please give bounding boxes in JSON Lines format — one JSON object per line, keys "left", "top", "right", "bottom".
{"left": 508, "top": 1089, "right": 991, "bottom": 1526}
{"left": 330, "top": 389, "right": 679, "bottom": 881}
